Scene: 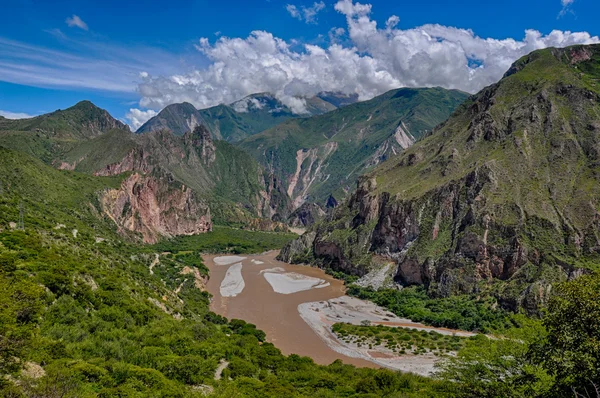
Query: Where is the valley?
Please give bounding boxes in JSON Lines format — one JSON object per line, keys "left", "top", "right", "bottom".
{"left": 203, "top": 251, "right": 476, "bottom": 375}
{"left": 1, "top": 38, "right": 600, "bottom": 398}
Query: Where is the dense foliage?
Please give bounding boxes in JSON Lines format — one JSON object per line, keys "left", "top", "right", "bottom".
{"left": 151, "top": 226, "right": 297, "bottom": 254}
{"left": 530, "top": 274, "right": 600, "bottom": 396}
{"left": 347, "top": 285, "right": 514, "bottom": 333}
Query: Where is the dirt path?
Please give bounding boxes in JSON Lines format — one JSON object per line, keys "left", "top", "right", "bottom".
{"left": 149, "top": 253, "right": 159, "bottom": 275}
{"left": 214, "top": 360, "right": 229, "bottom": 380}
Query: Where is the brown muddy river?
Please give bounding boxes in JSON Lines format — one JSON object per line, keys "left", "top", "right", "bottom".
{"left": 204, "top": 251, "right": 376, "bottom": 368}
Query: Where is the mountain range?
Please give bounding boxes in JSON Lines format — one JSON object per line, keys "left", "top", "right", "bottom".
{"left": 280, "top": 44, "right": 600, "bottom": 313}
{"left": 137, "top": 92, "right": 359, "bottom": 142}
{"left": 0, "top": 85, "right": 467, "bottom": 240}
{"left": 239, "top": 87, "right": 468, "bottom": 209}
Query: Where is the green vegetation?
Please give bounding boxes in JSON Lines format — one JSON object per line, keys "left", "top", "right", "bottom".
{"left": 0, "top": 146, "right": 455, "bottom": 397}
{"left": 239, "top": 87, "right": 469, "bottom": 203}
{"left": 530, "top": 273, "right": 600, "bottom": 396}
{"left": 347, "top": 285, "right": 514, "bottom": 333}
{"left": 437, "top": 275, "right": 600, "bottom": 398}
{"left": 333, "top": 323, "right": 472, "bottom": 356}
{"left": 152, "top": 226, "right": 298, "bottom": 254}
{"left": 437, "top": 315, "right": 552, "bottom": 398}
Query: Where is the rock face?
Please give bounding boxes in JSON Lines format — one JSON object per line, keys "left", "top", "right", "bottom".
{"left": 287, "top": 202, "right": 326, "bottom": 228}
{"left": 100, "top": 173, "right": 211, "bottom": 244}
{"left": 279, "top": 44, "right": 600, "bottom": 313}
{"left": 89, "top": 125, "right": 291, "bottom": 236}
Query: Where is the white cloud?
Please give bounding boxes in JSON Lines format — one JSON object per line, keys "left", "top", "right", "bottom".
{"left": 136, "top": 0, "right": 599, "bottom": 115}
{"left": 0, "top": 110, "right": 35, "bottom": 119}
{"left": 66, "top": 15, "right": 88, "bottom": 31}
{"left": 286, "top": 4, "right": 301, "bottom": 19}
{"left": 0, "top": 36, "right": 184, "bottom": 93}
{"left": 559, "top": 0, "right": 575, "bottom": 17}
{"left": 232, "top": 97, "right": 266, "bottom": 113}
{"left": 286, "top": 2, "right": 326, "bottom": 24}
{"left": 125, "top": 108, "right": 158, "bottom": 130}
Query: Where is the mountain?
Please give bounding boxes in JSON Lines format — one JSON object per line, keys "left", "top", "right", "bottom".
{"left": 135, "top": 102, "right": 206, "bottom": 136}
{"left": 0, "top": 102, "right": 290, "bottom": 243}
{"left": 239, "top": 87, "right": 469, "bottom": 209}
{"left": 279, "top": 44, "right": 600, "bottom": 313}
{"left": 0, "top": 140, "right": 448, "bottom": 398}
{"left": 56, "top": 125, "right": 291, "bottom": 241}
{"left": 0, "top": 100, "right": 128, "bottom": 162}
{"left": 137, "top": 92, "right": 359, "bottom": 142}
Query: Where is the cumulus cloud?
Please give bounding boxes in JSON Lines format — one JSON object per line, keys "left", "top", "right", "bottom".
{"left": 136, "top": 0, "right": 599, "bottom": 114}
{"left": 232, "top": 97, "right": 266, "bottom": 113}
{"left": 66, "top": 15, "right": 88, "bottom": 31}
{"left": 558, "top": 0, "right": 575, "bottom": 17}
{"left": 286, "top": 2, "right": 326, "bottom": 24}
{"left": 0, "top": 110, "right": 35, "bottom": 119}
{"left": 125, "top": 108, "right": 158, "bottom": 130}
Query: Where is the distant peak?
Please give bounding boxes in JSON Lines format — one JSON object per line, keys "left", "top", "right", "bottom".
{"left": 72, "top": 100, "right": 98, "bottom": 109}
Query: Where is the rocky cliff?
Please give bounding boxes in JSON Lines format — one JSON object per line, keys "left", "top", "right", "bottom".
{"left": 100, "top": 173, "right": 212, "bottom": 243}
{"left": 279, "top": 44, "right": 600, "bottom": 313}
{"left": 78, "top": 125, "right": 290, "bottom": 235}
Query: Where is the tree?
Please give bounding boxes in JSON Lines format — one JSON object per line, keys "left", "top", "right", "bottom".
{"left": 530, "top": 274, "right": 600, "bottom": 397}
{"left": 436, "top": 315, "right": 552, "bottom": 398}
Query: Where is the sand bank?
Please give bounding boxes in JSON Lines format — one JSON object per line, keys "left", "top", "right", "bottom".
{"left": 220, "top": 263, "right": 245, "bottom": 297}
{"left": 213, "top": 256, "right": 247, "bottom": 266}
{"left": 262, "top": 269, "right": 330, "bottom": 294}
{"left": 298, "top": 296, "right": 475, "bottom": 375}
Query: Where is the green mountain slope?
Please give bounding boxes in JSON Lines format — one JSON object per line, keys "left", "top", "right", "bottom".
{"left": 0, "top": 101, "right": 128, "bottom": 163}
{"left": 279, "top": 44, "right": 600, "bottom": 313}
{"left": 59, "top": 125, "right": 292, "bottom": 237}
{"left": 0, "top": 103, "right": 291, "bottom": 242}
{"left": 239, "top": 87, "right": 469, "bottom": 207}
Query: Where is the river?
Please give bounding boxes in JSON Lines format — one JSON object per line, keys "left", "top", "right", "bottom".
{"left": 203, "top": 251, "right": 475, "bottom": 375}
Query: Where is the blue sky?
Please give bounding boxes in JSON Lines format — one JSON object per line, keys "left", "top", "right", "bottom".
{"left": 1, "top": 0, "right": 598, "bottom": 128}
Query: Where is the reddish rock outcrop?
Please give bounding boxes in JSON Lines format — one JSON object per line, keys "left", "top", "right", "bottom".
{"left": 100, "top": 173, "right": 211, "bottom": 243}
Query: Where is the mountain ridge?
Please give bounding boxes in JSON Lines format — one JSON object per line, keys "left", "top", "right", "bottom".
{"left": 137, "top": 92, "right": 359, "bottom": 141}
{"left": 239, "top": 87, "right": 469, "bottom": 210}
{"left": 279, "top": 44, "right": 600, "bottom": 313}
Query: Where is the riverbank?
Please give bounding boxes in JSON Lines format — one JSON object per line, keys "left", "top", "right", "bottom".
{"left": 203, "top": 251, "right": 476, "bottom": 375}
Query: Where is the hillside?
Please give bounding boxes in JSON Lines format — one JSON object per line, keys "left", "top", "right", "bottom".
{"left": 137, "top": 92, "right": 357, "bottom": 142}
{"left": 239, "top": 87, "right": 469, "bottom": 208}
{"left": 58, "top": 125, "right": 292, "bottom": 240}
{"left": 0, "top": 101, "right": 128, "bottom": 163}
{"left": 0, "top": 103, "right": 291, "bottom": 242}
{"left": 280, "top": 44, "right": 600, "bottom": 313}
{"left": 0, "top": 146, "right": 450, "bottom": 397}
